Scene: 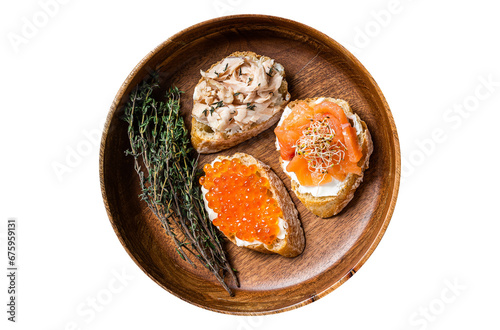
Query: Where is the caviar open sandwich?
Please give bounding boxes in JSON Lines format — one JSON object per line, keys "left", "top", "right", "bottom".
{"left": 200, "top": 159, "right": 283, "bottom": 245}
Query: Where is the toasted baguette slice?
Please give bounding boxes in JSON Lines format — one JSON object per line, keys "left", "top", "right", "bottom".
{"left": 191, "top": 51, "right": 290, "bottom": 154}
{"left": 202, "top": 153, "right": 305, "bottom": 257}
{"left": 278, "top": 97, "right": 373, "bottom": 218}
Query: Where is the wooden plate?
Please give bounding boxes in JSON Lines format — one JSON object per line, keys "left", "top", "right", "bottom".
{"left": 100, "top": 14, "right": 400, "bottom": 315}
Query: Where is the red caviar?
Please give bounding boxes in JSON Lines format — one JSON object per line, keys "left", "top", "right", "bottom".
{"left": 199, "top": 159, "right": 282, "bottom": 245}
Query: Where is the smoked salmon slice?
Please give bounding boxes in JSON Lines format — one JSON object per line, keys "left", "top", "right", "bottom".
{"left": 275, "top": 100, "right": 363, "bottom": 186}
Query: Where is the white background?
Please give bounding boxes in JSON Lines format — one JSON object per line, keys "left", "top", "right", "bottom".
{"left": 1, "top": 0, "right": 499, "bottom": 329}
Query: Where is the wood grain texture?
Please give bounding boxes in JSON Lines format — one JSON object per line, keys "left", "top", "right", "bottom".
{"left": 99, "top": 14, "right": 401, "bottom": 315}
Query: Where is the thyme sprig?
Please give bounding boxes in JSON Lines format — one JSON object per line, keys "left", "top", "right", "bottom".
{"left": 123, "top": 73, "right": 238, "bottom": 295}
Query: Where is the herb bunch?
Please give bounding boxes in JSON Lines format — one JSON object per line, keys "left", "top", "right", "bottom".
{"left": 123, "top": 73, "right": 238, "bottom": 295}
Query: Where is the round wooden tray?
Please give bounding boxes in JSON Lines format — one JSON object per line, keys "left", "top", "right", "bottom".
{"left": 100, "top": 14, "right": 400, "bottom": 315}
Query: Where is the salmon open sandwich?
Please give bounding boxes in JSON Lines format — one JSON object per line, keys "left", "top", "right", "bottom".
{"left": 275, "top": 97, "right": 373, "bottom": 218}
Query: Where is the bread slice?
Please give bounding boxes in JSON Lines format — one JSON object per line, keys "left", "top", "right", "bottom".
{"left": 278, "top": 97, "right": 373, "bottom": 218}
{"left": 191, "top": 51, "right": 290, "bottom": 154}
{"left": 202, "top": 153, "right": 305, "bottom": 257}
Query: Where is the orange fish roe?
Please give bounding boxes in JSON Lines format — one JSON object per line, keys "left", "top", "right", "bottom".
{"left": 199, "top": 159, "right": 283, "bottom": 245}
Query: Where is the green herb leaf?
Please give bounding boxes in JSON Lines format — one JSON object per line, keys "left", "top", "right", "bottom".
{"left": 266, "top": 66, "right": 274, "bottom": 77}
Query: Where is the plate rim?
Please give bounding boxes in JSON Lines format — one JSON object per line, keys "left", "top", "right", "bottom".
{"left": 99, "top": 14, "right": 401, "bottom": 315}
